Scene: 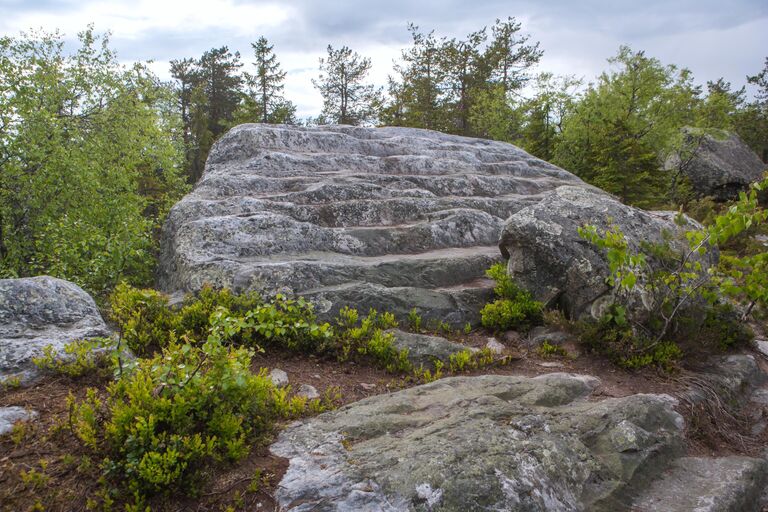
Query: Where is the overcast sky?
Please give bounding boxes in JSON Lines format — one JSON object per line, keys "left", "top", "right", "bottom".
{"left": 2, "top": 0, "right": 766, "bottom": 118}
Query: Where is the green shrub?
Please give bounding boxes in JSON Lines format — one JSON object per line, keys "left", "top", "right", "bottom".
{"left": 481, "top": 298, "right": 543, "bottom": 331}
{"left": 480, "top": 263, "right": 543, "bottom": 331}
{"left": 334, "top": 308, "right": 409, "bottom": 371}
{"left": 485, "top": 262, "right": 520, "bottom": 300}
{"left": 448, "top": 349, "right": 473, "bottom": 372}
{"left": 110, "top": 284, "right": 332, "bottom": 355}
{"left": 537, "top": 340, "right": 568, "bottom": 358}
{"left": 577, "top": 305, "right": 682, "bottom": 370}
{"left": 33, "top": 338, "right": 116, "bottom": 378}
{"left": 576, "top": 178, "right": 768, "bottom": 368}
{"left": 699, "top": 302, "right": 754, "bottom": 350}
{"left": 408, "top": 308, "right": 422, "bottom": 332}
{"left": 109, "top": 283, "right": 177, "bottom": 355}
{"left": 67, "top": 313, "right": 325, "bottom": 508}
{"left": 237, "top": 295, "right": 333, "bottom": 352}
{"left": 175, "top": 284, "right": 263, "bottom": 337}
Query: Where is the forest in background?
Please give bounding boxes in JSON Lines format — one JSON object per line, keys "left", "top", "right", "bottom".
{"left": 1, "top": 20, "right": 767, "bottom": 296}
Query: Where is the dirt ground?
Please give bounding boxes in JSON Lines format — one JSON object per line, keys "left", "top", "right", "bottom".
{"left": 1, "top": 328, "right": 766, "bottom": 512}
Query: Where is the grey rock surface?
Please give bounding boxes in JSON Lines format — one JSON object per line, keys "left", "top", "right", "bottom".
{"left": 498, "top": 186, "right": 714, "bottom": 320}
{"left": 485, "top": 337, "right": 506, "bottom": 354}
{"left": 270, "top": 373, "right": 684, "bottom": 512}
{"left": 681, "top": 354, "right": 764, "bottom": 407}
{"left": 386, "top": 329, "right": 475, "bottom": 368}
{"left": 0, "top": 276, "right": 111, "bottom": 383}
{"left": 269, "top": 368, "right": 289, "bottom": 387}
{"left": 527, "top": 325, "right": 573, "bottom": 348}
{"left": 0, "top": 406, "right": 37, "bottom": 435}
{"left": 631, "top": 456, "right": 768, "bottom": 512}
{"left": 669, "top": 128, "right": 766, "bottom": 200}
{"left": 756, "top": 339, "right": 768, "bottom": 358}
{"left": 158, "top": 124, "right": 583, "bottom": 325}
{"left": 297, "top": 384, "right": 320, "bottom": 400}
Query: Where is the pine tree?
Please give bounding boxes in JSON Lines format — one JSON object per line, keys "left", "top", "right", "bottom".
{"left": 487, "top": 17, "right": 543, "bottom": 93}
{"left": 170, "top": 47, "right": 243, "bottom": 182}
{"left": 383, "top": 25, "right": 446, "bottom": 130}
{"left": 734, "top": 58, "right": 768, "bottom": 162}
{"left": 440, "top": 28, "right": 489, "bottom": 135}
{"left": 313, "top": 45, "right": 382, "bottom": 125}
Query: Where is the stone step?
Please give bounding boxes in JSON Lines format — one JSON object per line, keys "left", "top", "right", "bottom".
{"left": 196, "top": 172, "right": 565, "bottom": 201}
{"left": 630, "top": 456, "right": 768, "bottom": 512}
{"left": 229, "top": 246, "right": 501, "bottom": 291}
{"left": 172, "top": 194, "right": 542, "bottom": 228}
{"left": 303, "top": 280, "right": 495, "bottom": 327}
{"left": 171, "top": 209, "right": 504, "bottom": 260}
{"left": 161, "top": 236, "right": 503, "bottom": 295}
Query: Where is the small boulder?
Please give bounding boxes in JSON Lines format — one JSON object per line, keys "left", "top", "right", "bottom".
{"left": 755, "top": 339, "right": 768, "bottom": 358}
{"left": 0, "top": 276, "right": 112, "bottom": 383}
{"left": 498, "top": 186, "right": 714, "bottom": 320}
{"left": 501, "top": 330, "right": 524, "bottom": 345}
{"left": 667, "top": 128, "right": 766, "bottom": 201}
{"left": 0, "top": 406, "right": 37, "bottom": 436}
{"left": 526, "top": 326, "right": 572, "bottom": 349}
{"left": 386, "top": 329, "right": 475, "bottom": 368}
{"left": 485, "top": 337, "right": 506, "bottom": 354}
{"left": 297, "top": 384, "right": 320, "bottom": 400}
{"left": 269, "top": 368, "right": 290, "bottom": 387}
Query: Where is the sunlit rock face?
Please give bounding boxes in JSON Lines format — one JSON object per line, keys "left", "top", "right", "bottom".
{"left": 158, "top": 124, "right": 582, "bottom": 324}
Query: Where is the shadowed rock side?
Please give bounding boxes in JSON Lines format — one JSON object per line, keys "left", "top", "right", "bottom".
{"left": 668, "top": 128, "right": 767, "bottom": 201}
{"left": 0, "top": 276, "right": 111, "bottom": 383}
{"left": 270, "top": 373, "right": 685, "bottom": 512}
{"left": 498, "top": 186, "right": 716, "bottom": 320}
{"left": 158, "top": 124, "right": 583, "bottom": 324}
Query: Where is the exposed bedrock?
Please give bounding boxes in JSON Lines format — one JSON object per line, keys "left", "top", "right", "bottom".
{"left": 158, "top": 124, "right": 583, "bottom": 324}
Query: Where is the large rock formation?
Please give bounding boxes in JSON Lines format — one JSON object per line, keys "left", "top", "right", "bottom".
{"left": 498, "top": 186, "right": 713, "bottom": 320}
{"left": 158, "top": 124, "right": 583, "bottom": 325}
{"left": 668, "top": 128, "right": 766, "bottom": 200}
{"left": 0, "top": 276, "right": 111, "bottom": 383}
{"left": 270, "top": 373, "right": 686, "bottom": 511}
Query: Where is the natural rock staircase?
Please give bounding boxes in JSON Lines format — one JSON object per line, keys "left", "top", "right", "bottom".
{"left": 158, "top": 125, "right": 584, "bottom": 324}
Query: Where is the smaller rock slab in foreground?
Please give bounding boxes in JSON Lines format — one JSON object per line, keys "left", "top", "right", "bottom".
{"left": 271, "top": 373, "right": 684, "bottom": 511}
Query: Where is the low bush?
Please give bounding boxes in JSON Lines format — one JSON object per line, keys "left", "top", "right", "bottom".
{"left": 33, "top": 338, "right": 117, "bottom": 378}
{"left": 480, "top": 263, "right": 543, "bottom": 332}
{"left": 110, "top": 283, "right": 332, "bottom": 355}
{"left": 576, "top": 179, "right": 768, "bottom": 369}
{"left": 109, "top": 283, "right": 177, "bottom": 355}
{"left": 334, "top": 307, "right": 408, "bottom": 372}
{"left": 577, "top": 304, "right": 682, "bottom": 370}
{"left": 67, "top": 313, "right": 327, "bottom": 509}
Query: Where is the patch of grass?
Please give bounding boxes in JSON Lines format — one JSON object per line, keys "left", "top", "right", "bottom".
{"left": 536, "top": 340, "right": 568, "bottom": 358}
{"left": 407, "top": 308, "right": 422, "bottom": 332}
